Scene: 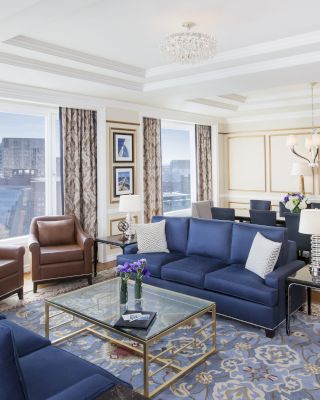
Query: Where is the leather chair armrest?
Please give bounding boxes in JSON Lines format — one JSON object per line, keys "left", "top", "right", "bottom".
{"left": 0, "top": 245, "right": 25, "bottom": 260}
{"left": 28, "top": 234, "right": 40, "bottom": 252}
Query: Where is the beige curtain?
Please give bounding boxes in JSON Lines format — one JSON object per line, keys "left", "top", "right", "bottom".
{"left": 143, "top": 117, "right": 162, "bottom": 222}
{"left": 195, "top": 124, "right": 213, "bottom": 201}
{"left": 60, "top": 107, "right": 97, "bottom": 237}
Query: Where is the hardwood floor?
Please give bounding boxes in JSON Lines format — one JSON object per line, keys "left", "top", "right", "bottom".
{"left": 24, "top": 261, "right": 115, "bottom": 292}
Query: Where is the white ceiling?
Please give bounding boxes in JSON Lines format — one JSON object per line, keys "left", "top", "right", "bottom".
{"left": 1, "top": 0, "right": 320, "bottom": 119}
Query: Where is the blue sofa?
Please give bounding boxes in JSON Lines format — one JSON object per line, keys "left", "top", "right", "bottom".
{"left": 0, "top": 315, "right": 130, "bottom": 400}
{"left": 117, "top": 216, "right": 305, "bottom": 337}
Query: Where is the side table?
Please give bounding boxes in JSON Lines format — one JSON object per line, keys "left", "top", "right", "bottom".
{"left": 286, "top": 265, "right": 314, "bottom": 335}
{"left": 93, "top": 234, "right": 137, "bottom": 276}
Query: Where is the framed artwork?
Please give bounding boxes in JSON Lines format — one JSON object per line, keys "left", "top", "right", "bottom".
{"left": 113, "top": 166, "right": 134, "bottom": 199}
{"left": 113, "top": 132, "right": 134, "bottom": 163}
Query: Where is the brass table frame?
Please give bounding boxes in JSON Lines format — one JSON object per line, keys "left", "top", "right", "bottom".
{"left": 44, "top": 300, "right": 216, "bottom": 398}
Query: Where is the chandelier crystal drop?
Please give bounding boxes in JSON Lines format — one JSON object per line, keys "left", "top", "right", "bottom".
{"left": 160, "top": 22, "right": 216, "bottom": 64}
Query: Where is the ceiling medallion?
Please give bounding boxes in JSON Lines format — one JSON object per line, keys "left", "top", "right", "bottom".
{"left": 160, "top": 22, "right": 216, "bottom": 64}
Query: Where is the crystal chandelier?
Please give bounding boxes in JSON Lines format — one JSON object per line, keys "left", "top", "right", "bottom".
{"left": 160, "top": 22, "right": 216, "bottom": 64}
{"left": 287, "top": 82, "right": 320, "bottom": 167}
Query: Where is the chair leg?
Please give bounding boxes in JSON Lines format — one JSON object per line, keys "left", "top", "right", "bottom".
{"left": 18, "top": 288, "right": 23, "bottom": 300}
{"left": 265, "top": 329, "right": 275, "bottom": 338}
{"left": 88, "top": 275, "right": 93, "bottom": 286}
{"left": 33, "top": 282, "right": 37, "bottom": 293}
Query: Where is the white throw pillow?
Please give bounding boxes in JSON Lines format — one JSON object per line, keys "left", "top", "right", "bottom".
{"left": 245, "top": 232, "right": 282, "bottom": 279}
{"left": 135, "top": 220, "right": 169, "bottom": 254}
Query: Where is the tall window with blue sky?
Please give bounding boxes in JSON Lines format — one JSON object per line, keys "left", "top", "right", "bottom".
{"left": 0, "top": 110, "right": 61, "bottom": 239}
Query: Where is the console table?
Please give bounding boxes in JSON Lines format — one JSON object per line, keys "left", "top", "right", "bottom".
{"left": 93, "top": 234, "right": 137, "bottom": 276}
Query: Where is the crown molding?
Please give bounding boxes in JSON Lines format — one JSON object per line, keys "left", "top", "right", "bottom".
{"left": 144, "top": 50, "right": 320, "bottom": 91}
{"left": 187, "top": 98, "right": 238, "bottom": 111}
{"left": 0, "top": 80, "right": 219, "bottom": 125}
{"left": 0, "top": 52, "right": 143, "bottom": 91}
{"left": 5, "top": 35, "right": 145, "bottom": 78}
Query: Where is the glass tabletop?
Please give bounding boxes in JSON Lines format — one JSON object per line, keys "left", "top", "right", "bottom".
{"left": 46, "top": 277, "right": 214, "bottom": 341}
{"left": 287, "top": 265, "right": 320, "bottom": 287}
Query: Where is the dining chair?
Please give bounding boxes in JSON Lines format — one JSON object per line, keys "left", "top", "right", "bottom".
{"left": 211, "top": 207, "right": 235, "bottom": 221}
{"left": 250, "top": 199, "right": 271, "bottom": 211}
{"left": 279, "top": 202, "right": 287, "bottom": 217}
{"left": 191, "top": 200, "right": 213, "bottom": 219}
{"left": 310, "top": 203, "right": 320, "bottom": 209}
{"left": 284, "top": 212, "right": 311, "bottom": 260}
{"left": 249, "top": 210, "right": 277, "bottom": 226}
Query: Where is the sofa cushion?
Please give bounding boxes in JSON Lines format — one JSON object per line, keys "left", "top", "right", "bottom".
{"left": 40, "top": 244, "right": 83, "bottom": 265}
{"left": 0, "top": 325, "right": 27, "bottom": 400}
{"left": 47, "top": 374, "right": 114, "bottom": 400}
{"left": 20, "top": 345, "right": 129, "bottom": 400}
{"left": 37, "top": 219, "right": 75, "bottom": 246}
{"left": 186, "top": 218, "right": 233, "bottom": 262}
{"left": 0, "top": 319, "right": 51, "bottom": 357}
{"left": 152, "top": 216, "right": 190, "bottom": 254}
{"left": 230, "top": 223, "right": 288, "bottom": 268}
{"left": 245, "top": 232, "right": 282, "bottom": 279}
{"left": 117, "top": 252, "right": 184, "bottom": 278}
{"left": 0, "top": 259, "right": 17, "bottom": 279}
{"left": 204, "top": 264, "right": 278, "bottom": 307}
{"left": 135, "top": 220, "right": 169, "bottom": 253}
{"left": 161, "top": 255, "right": 226, "bottom": 289}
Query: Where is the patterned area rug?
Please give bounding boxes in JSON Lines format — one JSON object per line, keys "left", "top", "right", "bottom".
{"left": 0, "top": 268, "right": 116, "bottom": 313}
{"left": 2, "top": 288, "right": 320, "bottom": 400}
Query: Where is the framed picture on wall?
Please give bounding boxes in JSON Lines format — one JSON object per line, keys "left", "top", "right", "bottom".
{"left": 113, "top": 166, "right": 134, "bottom": 198}
{"left": 113, "top": 132, "right": 134, "bottom": 163}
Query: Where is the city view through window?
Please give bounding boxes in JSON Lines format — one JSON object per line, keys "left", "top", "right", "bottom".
{"left": 0, "top": 111, "right": 61, "bottom": 239}
{"left": 161, "top": 126, "right": 192, "bottom": 213}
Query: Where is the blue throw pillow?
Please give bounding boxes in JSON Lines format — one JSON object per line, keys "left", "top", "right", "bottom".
{"left": 0, "top": 325, "right": 27, "bottom": 400}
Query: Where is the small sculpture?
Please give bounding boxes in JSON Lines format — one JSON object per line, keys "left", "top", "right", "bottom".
{"left": 118, "top": 220, "right": 129, "bottom": 242}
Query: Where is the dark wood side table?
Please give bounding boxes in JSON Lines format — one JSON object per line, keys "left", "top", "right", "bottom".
{"left": 286, "top": 265, "right": 314, "bottom": 335}
{"left": 93, "top": 234, "right": 137, "bottom": 276}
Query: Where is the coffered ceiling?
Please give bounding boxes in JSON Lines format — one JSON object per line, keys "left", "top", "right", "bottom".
{"left": 1, "top": 0, "right": 320, "bottom": 119}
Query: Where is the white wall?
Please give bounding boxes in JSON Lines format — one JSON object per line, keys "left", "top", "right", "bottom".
{"left": 219, "top": 115, "right": 320, "bottom": 210}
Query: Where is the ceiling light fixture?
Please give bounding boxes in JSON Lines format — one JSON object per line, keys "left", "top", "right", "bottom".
{"left": 160, "top": 22, "right": 216, "bottom": 64}
{"left": 287, "top": 82, "right": 320, "bottom": 167}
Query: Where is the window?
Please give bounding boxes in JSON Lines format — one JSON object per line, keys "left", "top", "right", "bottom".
{"left": 161, "top": 121, "right": 196, "bottom": 214}
{"left": 0, "top": 107, "right": 61, "bottom": 240}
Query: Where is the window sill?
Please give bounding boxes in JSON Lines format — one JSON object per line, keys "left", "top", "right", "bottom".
{"left": 164, "top": 209, "right": 192, "bottom": 217}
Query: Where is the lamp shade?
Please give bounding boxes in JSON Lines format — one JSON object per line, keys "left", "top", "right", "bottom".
{"left": 286, "top": 135, "right": 298, "bottom": 146}
{"left": 119, "top": 194, "right": 141, "bottom": 212}
{"left": 291, "top": 162, "right": 312, "bottom": 176}
{"left": 299, "top": 209, "right": 320, "bottom": 234}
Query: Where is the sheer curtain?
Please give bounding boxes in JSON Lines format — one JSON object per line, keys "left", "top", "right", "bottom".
{"left": 60, "top": 107, "right": 97, "bottom": 237}
{"left": 195, "top": 124, "right": 213, "bottom": 201}
{"left": 143, "top": 117, "right": 162, "bottom": 222}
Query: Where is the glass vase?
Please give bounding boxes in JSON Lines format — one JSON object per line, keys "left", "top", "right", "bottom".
{"left": 120, "top": 278, "right": 128, "bottom": 305}
{"left": 134, "top": 277, "right": 143, "bottom": 302}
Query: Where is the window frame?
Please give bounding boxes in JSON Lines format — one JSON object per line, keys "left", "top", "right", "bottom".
{"left": 161, "top": 119, "right": 196, "bottom": 216}
{"left": 0, "top": 101, "right": 60, "bottom": 242}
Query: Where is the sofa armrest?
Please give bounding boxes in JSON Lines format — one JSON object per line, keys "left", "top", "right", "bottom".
{"left": 0, "top": 245, "right": 25, "bottom": 260}
{"left": 123, "top": 244, "right": 138, "bottom": 255}
{"left": 265, "top": 260, "right": 305, "bottom": 290}
{"left": 28, "top": 234, "right": 40, "bottom": 253}
{"left": 47, "top": 375, "right": 114, "bottom": 400}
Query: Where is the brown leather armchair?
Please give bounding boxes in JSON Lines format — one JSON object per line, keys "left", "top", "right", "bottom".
{"left": 0, "top": 245, "right": 25, "bottom": 301}
{"left": 29, "top": 215, "right": 94, "bottom": 293}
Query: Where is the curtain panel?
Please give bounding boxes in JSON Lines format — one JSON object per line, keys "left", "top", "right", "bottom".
{"left": 143, "top": 117, "right": 162, "bottom": 222}
{"left": 195, "top": 124, "right": 213, "bottom": 201}
{"left": 60, "top": 107, "right": 97, "bottom": 237}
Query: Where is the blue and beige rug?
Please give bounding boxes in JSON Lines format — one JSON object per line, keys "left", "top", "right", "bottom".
{"left": 2, "top": 279, "right": 320, "bottom": 399}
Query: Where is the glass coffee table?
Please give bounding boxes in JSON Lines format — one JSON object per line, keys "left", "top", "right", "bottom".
{"left": 44, "top": 278, "right": 216, "bottom": 398}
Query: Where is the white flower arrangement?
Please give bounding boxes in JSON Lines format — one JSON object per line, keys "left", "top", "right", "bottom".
{"left": 283, "top": 193, "right": 308, "bottom": 213}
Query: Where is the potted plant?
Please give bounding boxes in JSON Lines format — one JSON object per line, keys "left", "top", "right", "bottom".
{"left": 283, "top": 193, "right": 308, "bottom": 213}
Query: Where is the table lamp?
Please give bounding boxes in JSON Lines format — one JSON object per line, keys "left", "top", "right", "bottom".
{"left": 119, "top": 194, "right": 141, "bottom": 239}
{"left": 291, "top": 162, "right": 312, "bottom": 194}
{"left": 299, "top": 209, "right": 320, "bottom": 277}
